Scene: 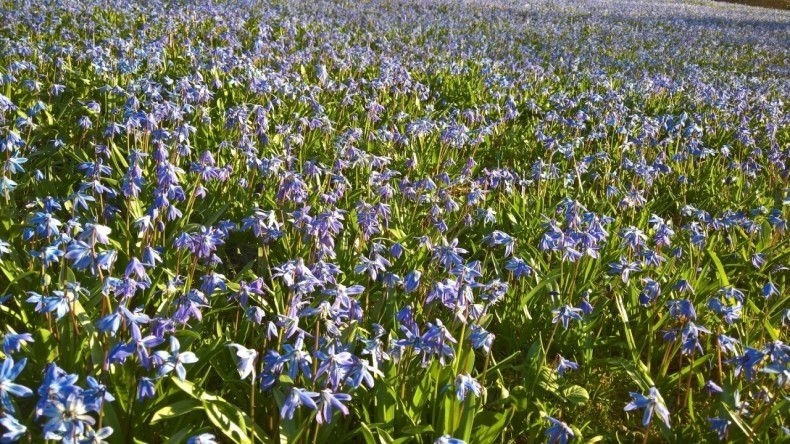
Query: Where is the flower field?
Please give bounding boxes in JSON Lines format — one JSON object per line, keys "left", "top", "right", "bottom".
{"left": 0, "top": 0, "right": 788, "bottom": 442}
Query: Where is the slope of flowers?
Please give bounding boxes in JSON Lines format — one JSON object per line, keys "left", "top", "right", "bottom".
{"left": 0, "top": 0, "right": 788, "bottom": 442}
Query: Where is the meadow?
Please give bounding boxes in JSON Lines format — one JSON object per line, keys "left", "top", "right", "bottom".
{"left": 0, "top": 0, "right": 788, "bottom": 442}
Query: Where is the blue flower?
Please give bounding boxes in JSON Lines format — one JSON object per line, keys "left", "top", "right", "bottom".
{"left": 607, "top": 256, "right": 641, "bottom": 283}
{"left": 555, "top": 355, "right": 579, "bottom": 377}
{"left": 26, "top": 290, "right": 73, "bottom": 320}
{"left": 2, "top": 332, "right": 33, "bottom": 355}
{"left": 552, "top": 305, "right": 583, "bottom": 330}
{"left": 762, "top": 281, "right": 780, "bottom": 299}
{"left": 708, "top": 417, "right": 730, "bottom": 441}
{"left": 281, "top": 338, "right": 313, "bottom": 382}
{"left": 544, "top": 416, "right": 574, "bottom": 444}
{"left": 624, "top": 387, "right": 671, "bottom": 428}
{"left": 155, "top": 336, "right": 198, "bottom": 381}
{"left": 35, "top": 363, "right": 80, "bottom": 416}
{"left": 78, "top": 223, "right": 112, "bottom": 246}
{"left": 505, "top": 257, "right": 533, "bottom": 279}
{"left": 31, "top": 245, "right": 63, "bottom": 268}
{"left": 577, "top": 296, "right": 594, "bottom": 315}
{"left": 316, "top": 389, "right": 351, "bottom": 424}
{"left": 454, "top": 373, "right": 481, "bottom": 402}
{"left": 41, "top": 393, "right": 96, "bottom": 441}
{"left": 0, "top": 357, "right": 33, "bottom": 413}
{"left": 403, "top": 270, "right": 422, "bottom": 293}
{"left": 389, "top": 242, "right": 404, "bottom": 259}
{"left": 434, "top": 435, "right": 466, "bottom": 444}
{"left": 30, "top": 212, "right": 61, "bottom": 237}
{"left": 280, "top": 387, "right": 319, "bottom": 420}
{"left": 666, "top": 299, "right": 696, "bottom": 321}
{"left": 717, "top": 334, "right": 740, "bottom": 355}
{"left": 83, "top": 376, "right": 114, "bottom": 412}
{"left": 639, "top": 278, "right": 661, "bottom": 306}
{"left": 187, "top": 434, "right": 218, "bottom": 444}
{"left": 751, "top": 253, "right": 766, "bottom": 269}
{"left": 315, "top": 348, "right": 354, "bottom": 390}
{"left": 482, "top": 231, "right": 515, "bottom": 257}
{"left": 680, "top": 322, "right": 710, "bottom": 356}
{"left": 432, "top": 238, "right": 467, "bottom": 270}
{"left": 468, "top": 324, "right": 494, "bottom": 354}
{"left": 704, "top": 380, "right": 723, "bottom": 396}
{"left": 136, "top": 377, "right": 156, "bottom": 402}
{"left": 79, "top": 426, "right": 114, "bottom": 444}
{"left": 728, "top": 348, "right": 765, "bottom": 381}
{"left": 228, "top": 344, "right": 258, "bottom": 380}
{"left": 0, "top": 240, "right": 10, "bottom": 260}
{"left": 0, "top": 413, "right": 26, "bottom": 442}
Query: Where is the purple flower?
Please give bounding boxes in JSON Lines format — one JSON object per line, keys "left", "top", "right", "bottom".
{"left": 624, "top": 387, "right": 671, "bottom": 428}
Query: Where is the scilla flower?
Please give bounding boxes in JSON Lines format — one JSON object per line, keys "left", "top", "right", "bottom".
{"left": 624, "top": 386, "right": 671, "bottom": 428}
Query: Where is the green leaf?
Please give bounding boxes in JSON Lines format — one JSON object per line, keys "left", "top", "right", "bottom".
{"left": 151, "top": 399, "right": 203, "bottom": 424}
{"left": 707, "top": 249, "right": 730, "bottom": 287}
{"left": 508, "top": 386, "right": 529, "bottom": 411}
{"left": 562, "top": 385, "right": 589, "bottom": 406}
{"left": 203, "top": 399, "right": 251, "bottom": 444}
{"left": 401, "top": 425, "right": 434, "bottom": 436}
{"left": 456, "top": 396, "right": 478, "bottom": 442}
{"left": 357, "top": 423, "right": 376, "bottom": 444}
{"left": 375, "top": 380, "right": 397, "bottom": 427}
{"left": 471, "top": 411, "right": 512, "bottom": 444}
{"left": 614, "top": 295, "right": 638, "bottom": 364}
{"left": 721, "top": 402, "right": 753, "bottom": 440}
{"left": 171, "top": 378, "right": 266, "bottom": 443}
{"left": 72, "top": 298, "right": 104, "bottom": 371}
